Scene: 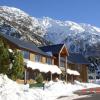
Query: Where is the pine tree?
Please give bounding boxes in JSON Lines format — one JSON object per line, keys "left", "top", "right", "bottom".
{"left": 0, "top": 35, "right": 24, "bottom": 80}
{"left": 0, "top": 36, "right": 10, "bottom": 74}
{"left": 10, "top": 50, "right": 24, "bottom": 80}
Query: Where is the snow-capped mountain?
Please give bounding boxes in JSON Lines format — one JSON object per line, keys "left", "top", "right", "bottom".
{"left": 0, "top": 6, "right": 50, "bottom": 46}
{"left": 0, "top": 6, "right": 100, "bottom": 57}
{"left": 38, "top": 17, "right": 100, "bottom": 56}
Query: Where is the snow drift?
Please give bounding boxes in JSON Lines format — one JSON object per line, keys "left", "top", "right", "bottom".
{"left": 0, "top": 74, "right": 45, "bottom": 100}
{"left": 0, "top": 74, "right": 100, "bottom": 100}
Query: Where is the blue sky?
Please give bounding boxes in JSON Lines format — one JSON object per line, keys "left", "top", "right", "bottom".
{"left": 0, "top": 0, "right": 100, "bottom": 27}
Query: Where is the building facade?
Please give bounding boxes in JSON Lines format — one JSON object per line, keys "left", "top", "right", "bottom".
{"left": 0, "top": 33, "right": 89, "bottom": 83}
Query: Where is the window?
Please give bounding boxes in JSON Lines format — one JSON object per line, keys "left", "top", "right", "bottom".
{"left": 35, "top": 54, "right": 41, "bottom": 62}
{"left": 60, "top": 61, "right": 65, "bottom": 67}
{"left": 46, "top": 58, "right": 52, "bottom": 64}
{"left": 22, "top": 51, "right": 30, "bottom": 59}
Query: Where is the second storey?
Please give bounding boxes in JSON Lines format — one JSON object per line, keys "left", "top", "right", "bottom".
{"left": 0, "top": 33, "right": 54, "bottom": 65}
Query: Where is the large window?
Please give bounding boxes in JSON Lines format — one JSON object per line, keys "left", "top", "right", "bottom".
{"left": 22, "top": 51, "right": 30, "bottom": 59}
{"left": 60, "top": 61, "right": 65, "bottom": 67}
{"left": 46, "top": 58, "right": 52, "bottom": 65}
{"left": 35, "top": 54, "right": 42, "bottom": 62}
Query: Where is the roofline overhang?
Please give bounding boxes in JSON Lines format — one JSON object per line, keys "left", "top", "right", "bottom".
{"left": 68, "top": 61, "right": 90, "bottom": 65}
{"left": 0, "top": 33, "right": 53, "bottom": 58}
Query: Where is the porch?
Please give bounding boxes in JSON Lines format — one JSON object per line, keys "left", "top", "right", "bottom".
{"left": 24, "top": 59, "right": 62, "bottom": 84}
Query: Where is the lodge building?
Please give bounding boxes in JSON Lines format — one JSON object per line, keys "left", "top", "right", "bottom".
{"left": 0, "top": 33, "right": 89, "bottom": 83}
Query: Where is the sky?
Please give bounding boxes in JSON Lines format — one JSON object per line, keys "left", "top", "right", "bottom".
{"left": 0, "top": 0, "right": 100, "bottom": 27}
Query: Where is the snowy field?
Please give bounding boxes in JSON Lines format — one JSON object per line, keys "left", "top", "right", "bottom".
{"left": 0, "top": 74, "right": 100, "bottom": 100}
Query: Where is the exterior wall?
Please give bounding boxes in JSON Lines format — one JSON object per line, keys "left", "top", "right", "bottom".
{"left": 80, "top": 65, "right": 88, "bottom": 82}
{"left": 52, "top": 59, "right": 54, "bottom": 65}
{"left": 54, "top": 55, "right": 59, "bottom": 66}
{"left": 42, "top": 56, "right": 46, "bottom": 63}
{"left": 68, "top": 63, "right": 88, "bottom": 82}
{"left": 30, "top": 53, "right": 54, "bottom": 65}
{"left": 68, "top": 63, "right": 74, "bottom": 69}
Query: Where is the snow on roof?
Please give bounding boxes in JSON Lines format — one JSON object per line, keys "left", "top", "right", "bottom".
{"left": 67, "top": 69, "right": 80, "bottom": 76}
{"left": 24, "top": 59, "right": 62, "bottom": 74}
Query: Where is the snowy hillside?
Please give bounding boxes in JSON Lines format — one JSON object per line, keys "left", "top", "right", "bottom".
{"left": 0, "top": 6, "right": 100, "bottom": 56}
{"left": 0, "top": 6, "right": 42, "bottom": 31}
{"left": 38, "top": 17, "right": 100, "bottom": 56}
{"left": 0, "top": 6, "right": 50, "bottom": 46}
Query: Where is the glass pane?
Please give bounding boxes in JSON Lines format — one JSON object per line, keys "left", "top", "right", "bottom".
{"left": 22, "top": 51, "right": 29, "bottom": 59}
{"left": 35, "top": 55, "right": 41, "bottom": 62}
{"left": 60, "top": 61, "right": 65, "bottom": 67}
{"left": 46, "top": 58, "right": 52, "bottom": 64}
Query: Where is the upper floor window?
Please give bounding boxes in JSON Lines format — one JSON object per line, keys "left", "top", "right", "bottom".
{"left": 22, "top": 51, "right": 30, "bottom": 59}
{"left": 35, "top": 54, "right": 42, "bottom": 62}
{"left": 60, "top": 61, "right": 65, "bottom": 67}
{"left": 46, "top": 58, "right": 52, "bottom": 65}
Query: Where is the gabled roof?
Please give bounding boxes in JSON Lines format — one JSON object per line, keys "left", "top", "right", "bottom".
{"left": 39, "top": 44, "right": 65, "bottom": 55}
{"left": 68, "top": 53, "right": 89, "bottom": 64}
{"left": 0, "top": 33, "right": 51, "bottom": 57}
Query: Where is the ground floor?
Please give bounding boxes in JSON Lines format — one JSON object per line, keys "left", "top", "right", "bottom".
{"left": 26, "top": 68, "right": 61, "bottom": 81}
{"left": 24, "top": 60, "right": 88, "bottom": 83}
{"left": 25, "top": 68, "right": 80, "bottom": 84}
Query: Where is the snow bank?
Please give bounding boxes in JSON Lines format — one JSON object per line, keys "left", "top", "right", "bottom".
{"left": 0, "top": 74, "right": 46, "bottom": 100}
{"left": 44, "top": 80, "right": 100, "bottom": 99}
{"left": 44, "top": 81, "right": 82, "bottom": 98}
{"left": 74, "top": 80, "right": 100, "bottom": 88}
{"left": 0, "top": 74, "right": 100, "bottom": 100}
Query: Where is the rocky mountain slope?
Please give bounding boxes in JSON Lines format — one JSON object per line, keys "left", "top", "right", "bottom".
{"left": 38, "top": 17, "right": 100, "bottom": 56}
{"left": 0, "top": 6, "right": 51, "bottom": 46}
{"left": 0, "top": 6, "right": 100, "bottom": 57}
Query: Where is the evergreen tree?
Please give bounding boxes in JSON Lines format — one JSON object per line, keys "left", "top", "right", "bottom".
{"left": 36, "top": 73, "right": 43, "bottom": 83}
{"left": 0, "top": 36, "right": 10, "bottom": 74}
{"left": 10, "top": 50, "right": 24, "bottom": 80}
{"left": 0, "top": 35, "right": 24, "bottom": 80}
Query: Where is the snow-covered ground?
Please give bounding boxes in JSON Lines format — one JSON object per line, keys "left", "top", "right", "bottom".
{"left": 44, "top": 80, "right": 100, "bottom": 100}
{"left": 0, "top": 74, "right": 46, "bottom": 100}
{"left": 0, "top": 74, "right": 100, "bottom": 100}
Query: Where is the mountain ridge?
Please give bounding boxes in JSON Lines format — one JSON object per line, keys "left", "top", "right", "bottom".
{"left": 0, "top": 6, "right": 100, "bottom": 57}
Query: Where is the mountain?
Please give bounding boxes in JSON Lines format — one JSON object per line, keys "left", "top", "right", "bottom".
{"left": 0, "top": 6, "right": 51, "bottom": 46}
{"left": 38, "top": 17, "right": 100, "bottom": 57}
{"left": 0, "top": 6, "right": 100, "bottom": 57}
